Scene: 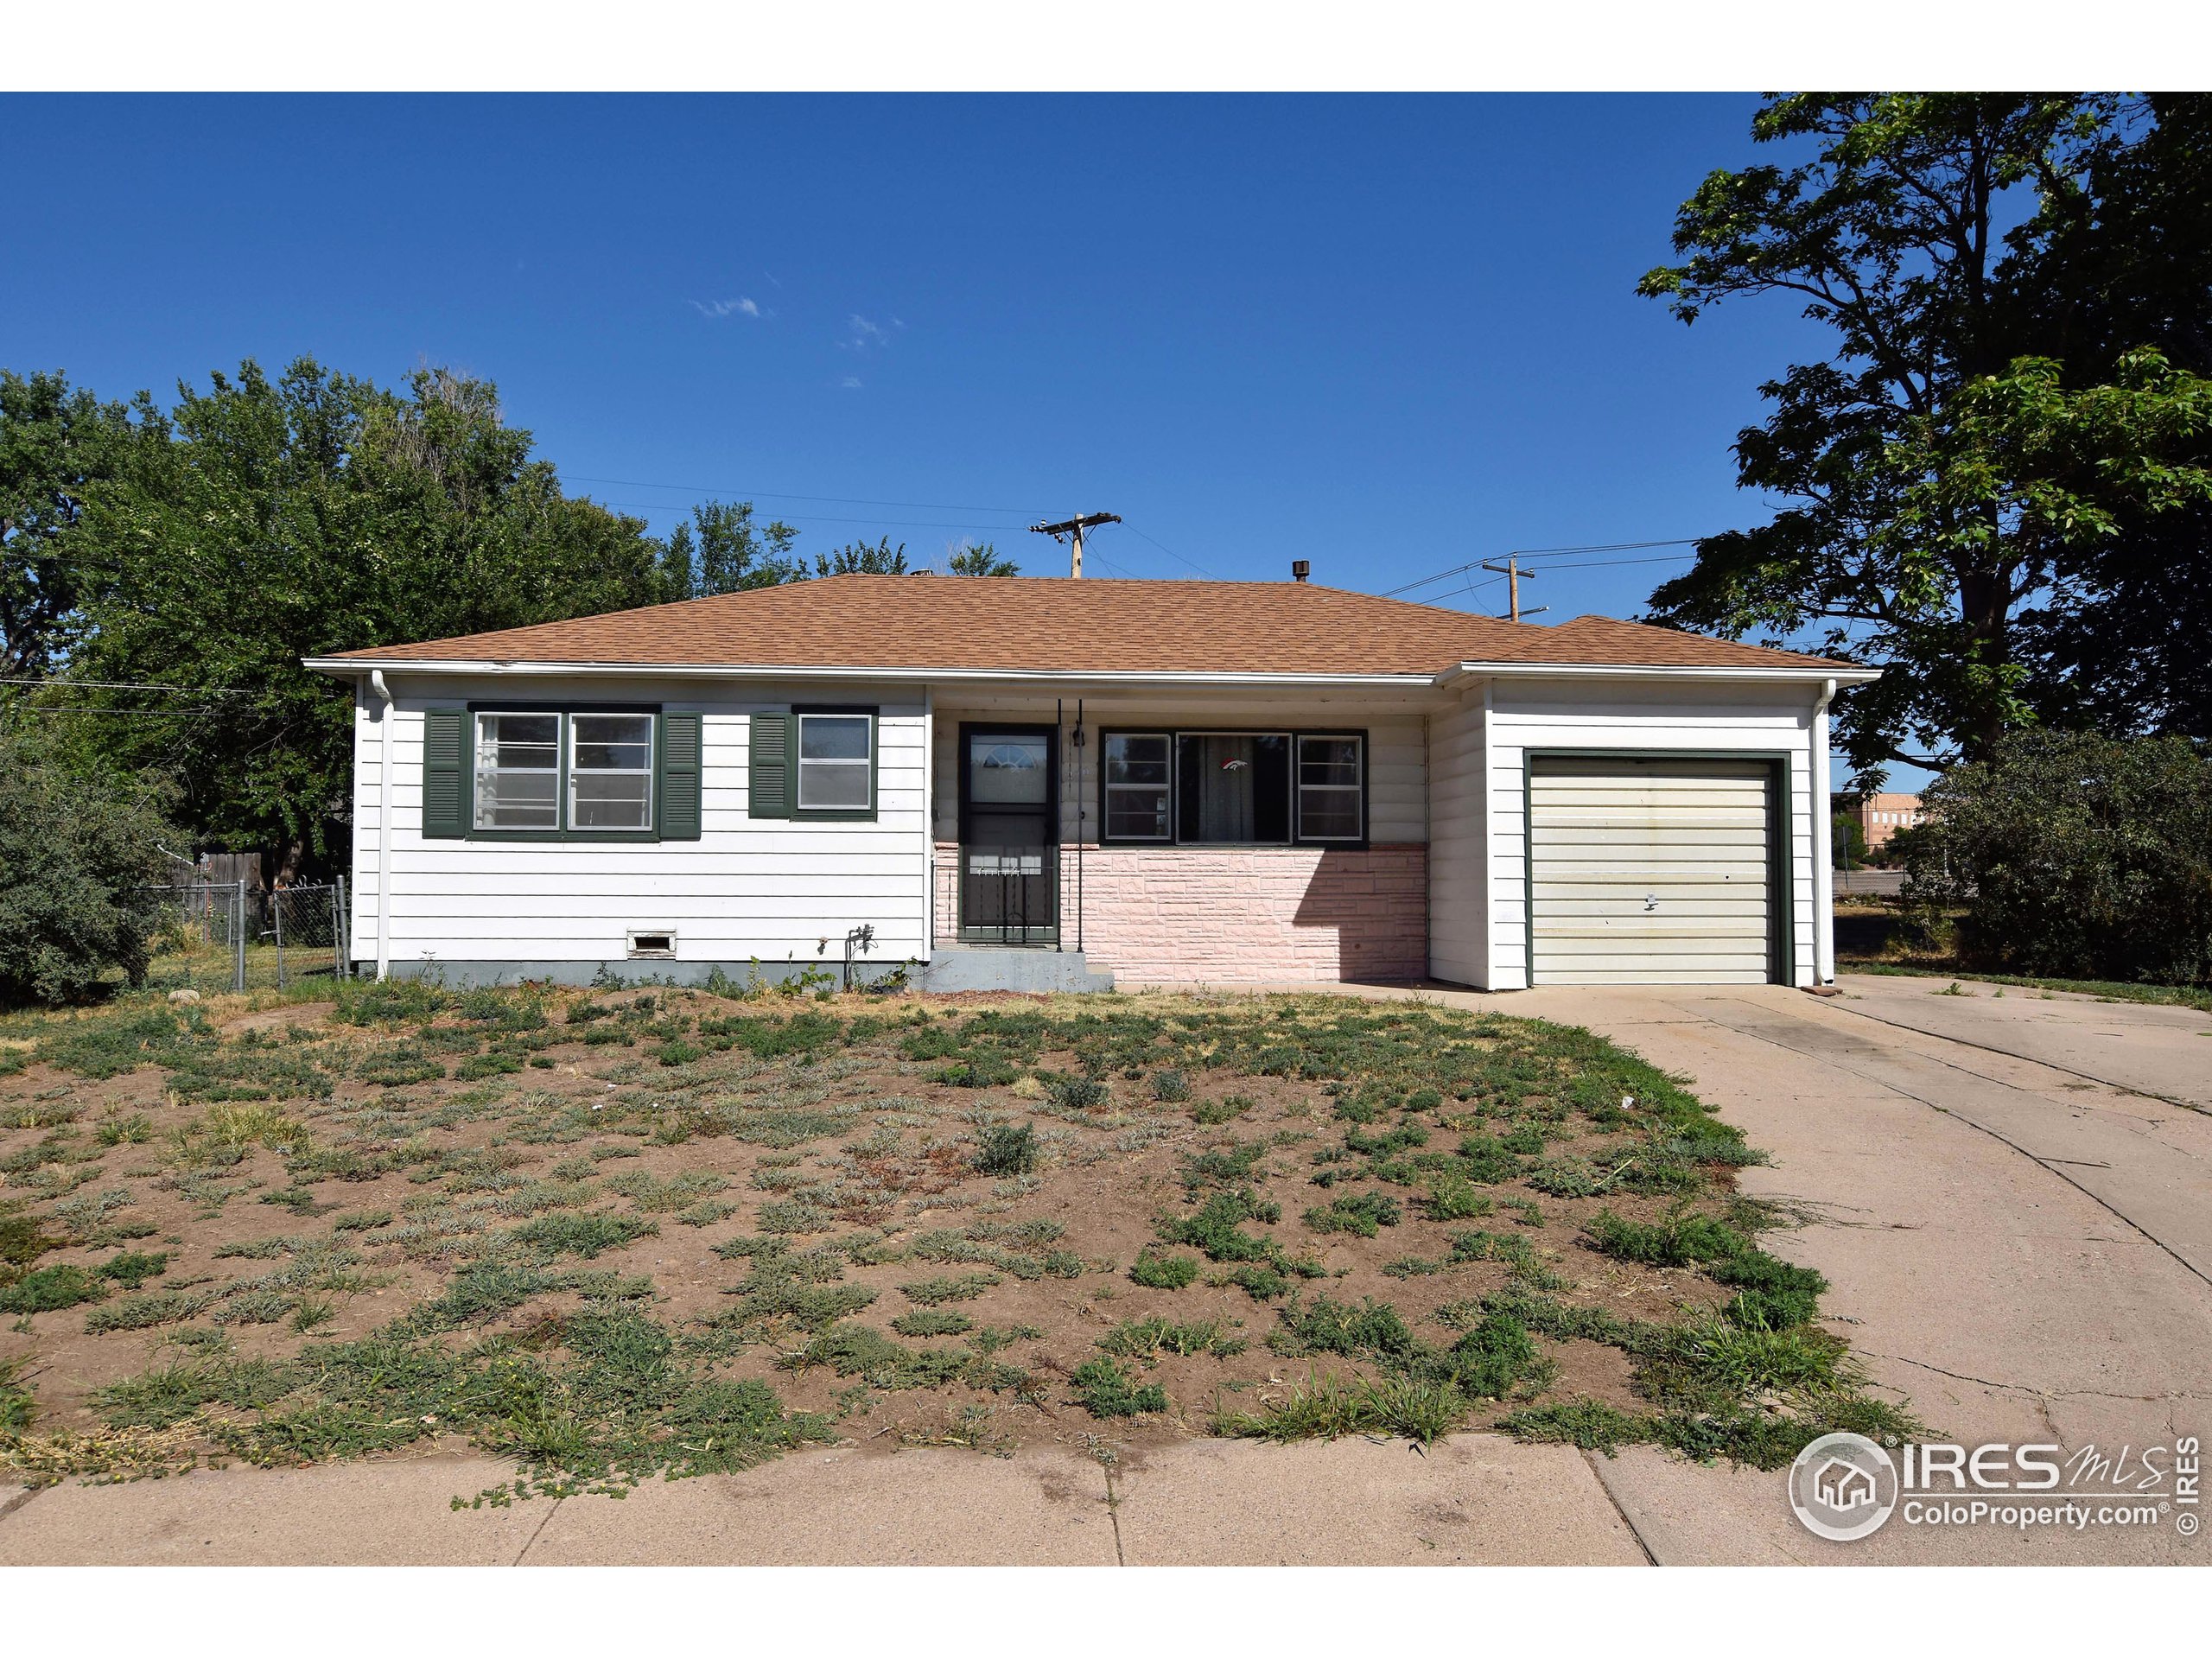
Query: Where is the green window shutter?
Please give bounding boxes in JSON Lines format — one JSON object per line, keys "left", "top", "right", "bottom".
{"left": 422, "top": 709, "right": 467, "bottom": 838}
{"left": 749, "top": 711, "right": 792, "bottom": 819}
{"left": 660, "top": 711, "right": 702, "bottom": 840}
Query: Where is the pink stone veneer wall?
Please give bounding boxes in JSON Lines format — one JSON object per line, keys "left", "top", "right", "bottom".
{"left": 933, "top": 842, "right": 1427, "bottom": 985}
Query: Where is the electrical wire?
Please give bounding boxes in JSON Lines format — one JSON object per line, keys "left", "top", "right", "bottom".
{"left": 567, "top": 475, "right": 1046, "bottom": 517}
{"left": 1382, "top": 539, "right": 1705, "bottom": 598}
{"left": 1114, "top": 524, "right": 1219, "bottom": 581}
{"left": 0, "top": 677, "right": 248, "bottom": 693}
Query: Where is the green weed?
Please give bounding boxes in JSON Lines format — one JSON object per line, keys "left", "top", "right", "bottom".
{"left": 1069, "top": 1357, "right": 1166, "bottom": 1418}
{"left": 1128, "top": 1249, "right": 1199, "bottom": 1290}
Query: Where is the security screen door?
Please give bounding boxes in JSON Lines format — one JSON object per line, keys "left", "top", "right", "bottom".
{"left": 959, "top": 726, "right": 1058, "bottom": 944}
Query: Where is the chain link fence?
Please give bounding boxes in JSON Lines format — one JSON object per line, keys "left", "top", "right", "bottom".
{"left": 143, "top": 880, "right": 350, "bottom": 994}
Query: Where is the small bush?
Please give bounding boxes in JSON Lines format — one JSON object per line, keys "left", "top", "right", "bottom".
{"left": 0, "top": 1263, "right": 107, "bottom": 1314}
{"left": 0, "top": 732, "right": 176, "bottom": 1005}
{"left": 892, "top": 1309, "right": 974, "bottom": 1338}
{"left": 1159, "top": 1188, "right": 1282, "bottom": 1262}
{"left": 1302, "top": 1192, "right": 1402, "bottom": 1237}
{"left": 1149, "top": 1069, "right": 1191, "bottom": 1103}
{"left": 1046, "top": 1074, "right": 1110, "bottom": 1112}
{"left": 972, "top": 1120, "right": 1039, "bottom": 1176}
{"left": 1128, "top": 1249, "right": 1199, "bottom": 1290}
{"left": 1192, "top": 1094, "right": 1253, "bottom": 1126}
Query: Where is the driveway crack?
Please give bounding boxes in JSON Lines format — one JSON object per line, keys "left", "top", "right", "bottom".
{"left": 1827, "top": 997, "right": 2207, "bottom": 1116}
{"left": 1693, "top": 1003, "right": 2212, "bottom": 1296}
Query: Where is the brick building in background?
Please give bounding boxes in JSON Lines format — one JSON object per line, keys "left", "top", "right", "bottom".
{"left": 1834, "top": 791, "right": 1924, "bottom": 856}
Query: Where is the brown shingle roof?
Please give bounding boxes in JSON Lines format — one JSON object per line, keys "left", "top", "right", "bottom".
{"left": 322, "top": 575, "right": 1850, "bottom": 677}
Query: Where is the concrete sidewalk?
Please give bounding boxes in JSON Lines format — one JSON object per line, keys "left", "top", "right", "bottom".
{"left": 4, "top": 979, "right": 2206, "bottom": 1566}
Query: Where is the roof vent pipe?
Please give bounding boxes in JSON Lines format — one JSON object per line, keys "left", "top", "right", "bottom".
{"left": 1291, "top": 560, "right": 1310, "bottom": 583}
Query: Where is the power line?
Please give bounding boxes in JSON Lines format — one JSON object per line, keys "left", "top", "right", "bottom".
{"left": 1, "top": 677, "right": 249, "bottom": 693}
{"left": 8, "top": 706, "right": 223, "bottom": 718}
{"left": 597, "top": 500, "right": 1037, "bottom": 534}
{"left": 1382, "top": 539, "right": 1705, "bottom": 599}
{"left": 568, "top": 475, "right": 1047, "bottom": 517}
{"left": 1506, "top": 537, "right": 1705, "bottom": 560}
{"left": 1109, "top": 523, "right": 1219, "bottom": 581}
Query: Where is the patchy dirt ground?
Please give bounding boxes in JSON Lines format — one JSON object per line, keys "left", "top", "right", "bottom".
{"left": 0, "top": 982, "right": 1910, "bottom": 1493}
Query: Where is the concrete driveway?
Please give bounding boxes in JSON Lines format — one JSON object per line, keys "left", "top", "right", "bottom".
{"left": 4, "top": 972, "right": 2207, "bottom": 1566}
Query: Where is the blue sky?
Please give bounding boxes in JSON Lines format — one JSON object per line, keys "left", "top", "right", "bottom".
{"left": 5, "top": 93, "right": 1826, "bottom": 624}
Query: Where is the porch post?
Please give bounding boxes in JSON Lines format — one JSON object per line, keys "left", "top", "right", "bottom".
{"left": 922, "top": 685, "right": 937, "bottom": 960}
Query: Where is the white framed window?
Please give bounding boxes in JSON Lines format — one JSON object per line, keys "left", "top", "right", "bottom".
{"left": 1295, "top": 734, "right": 1364, "bottom": 842}
{"left": 569, "top": 712, "right": 655, "bottom": 832}
{"left": 797, "top": 712, "right": 873, "bottom": 812}
{"left": 473, "top": 712, "right": 561, "bottom": 831}
{"left": 1103, "top": 732, "right": 1173, "bottom": 841}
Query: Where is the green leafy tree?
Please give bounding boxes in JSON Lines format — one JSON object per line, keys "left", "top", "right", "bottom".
{"left": 1641, "top": 95, "right": 2212, "bottom": 784}
{"left": 947, "top": 540, "right": 1020, "bottom": 576}
{"left": 0, "top": 727, "right": 176, "bottom": 1005}
{"left": 1830, "top": 812, "right": 1868, "bottom": 871}
{"left": 0, "top": 371, "right": 142, "bottom": 679}
{"left": 658, "top": 499, "right": 802, "bottom": 598}
{"left": 811, "top": 536, "right": 908, "bottom": 576}
{"left": 1899, "top": 730, "right": 2212, "bottom": 985}
{"left": 58, "top": 359, "right": 669, "bottom": 877}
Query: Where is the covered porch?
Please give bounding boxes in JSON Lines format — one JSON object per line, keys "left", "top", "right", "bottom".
{"left": 923, "top": 689, "right": 1435, "bottom": 986}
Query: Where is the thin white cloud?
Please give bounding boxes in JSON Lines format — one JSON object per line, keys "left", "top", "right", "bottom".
{"left": 691, "top": 296, "right": 766, "bottom": 320}
{"left": 842, "top": 314, "right": 892, "bottom": 350}
{"left": 840, "top": 376, "right": 863, "bottom": 390}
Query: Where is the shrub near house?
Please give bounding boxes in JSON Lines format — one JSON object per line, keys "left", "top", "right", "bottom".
{"left": 1901, "top": 730, "right": 2212, "bottom": 986}
{"left": 0, "top": 733, "right": 175, "bottom": 1006}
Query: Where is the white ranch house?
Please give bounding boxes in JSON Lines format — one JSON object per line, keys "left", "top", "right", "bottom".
{"left": 305, "top": 575, "right": 1875, "bottom": 993}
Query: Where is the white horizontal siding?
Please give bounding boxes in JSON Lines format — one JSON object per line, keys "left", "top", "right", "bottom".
{"left": 349, "top": 676, "right": 930, "bottom": 969}
{"left": 1426, "top": 688, "right": 1487, "bottom": 985}
{"left": 1484, "top": 681, "right": 1821, "bottom": 988}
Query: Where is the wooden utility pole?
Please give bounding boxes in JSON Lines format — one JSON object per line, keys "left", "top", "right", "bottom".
{"left": 1030, "top": 512, "right": 1122, "bottom": 577}
{"left": 1480, "top": 556, "right": 1549, "bottom": 623}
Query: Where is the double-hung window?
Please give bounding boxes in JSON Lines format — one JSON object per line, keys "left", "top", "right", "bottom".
{"left": 1294, "top": 734, "right": 1363, "bottom": 842}
{"left": 471, "top": 710, "right": 656, "bottom": 836}
{"left": 569, "top": 713, "right": 655, "bottom": 832}
{"left": 796, "top": 711, "right": 874, "bottom": 812}
{"left": 1103, "top": 732, "right": 1173, "bottom": 841}
{"left": 473, "top": 713, "right": 563, "bottom": 831}
{"left": 1100, "top": 728, "right": 1365, "bottom": 847}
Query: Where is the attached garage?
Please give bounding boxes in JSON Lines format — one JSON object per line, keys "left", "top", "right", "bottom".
{"left": 1525, "top": 753, "right": 1785, "bottom": 986}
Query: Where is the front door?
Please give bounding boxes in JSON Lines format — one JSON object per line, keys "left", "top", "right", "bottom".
{"left": 959, "top": 725, "right": 1058, "bottom": 944}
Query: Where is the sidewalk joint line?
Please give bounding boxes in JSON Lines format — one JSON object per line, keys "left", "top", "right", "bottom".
{"left": 1580, "top": 1450, "right": 1658, "bottom": 1566}
{"left": 1103, "top": 1462, "right": 1125, "bottom": 1567}
{"left": 0, "top": 1486, "right": 42, "bottom": 1525}
{"left": 513, "top": 1495, "right": 564, "bottom": 1566}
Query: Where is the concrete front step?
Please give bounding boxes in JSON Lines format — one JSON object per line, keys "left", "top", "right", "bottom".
{"left": 920, "top": 947, "right": 1115, "bottom": 994}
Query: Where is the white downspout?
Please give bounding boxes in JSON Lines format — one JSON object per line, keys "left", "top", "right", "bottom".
{"left": 1811, "top": 677, "right": 1837, "bottom": 985}
{"left": 371, "top": 670, "right": 396, "bottom": 982}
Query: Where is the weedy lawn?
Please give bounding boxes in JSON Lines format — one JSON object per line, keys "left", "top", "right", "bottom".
{"left": 0, "top": 982, "right": 1916, "bottom": 1500}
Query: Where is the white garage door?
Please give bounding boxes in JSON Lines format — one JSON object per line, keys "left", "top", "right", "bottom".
{"left": 1528, "top": 755, "right": 1777, "bottom": 986}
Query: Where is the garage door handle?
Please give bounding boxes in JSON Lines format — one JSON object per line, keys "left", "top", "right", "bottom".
{"left": 1644, "top": 894, "right": 1659, "bottom": 911}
